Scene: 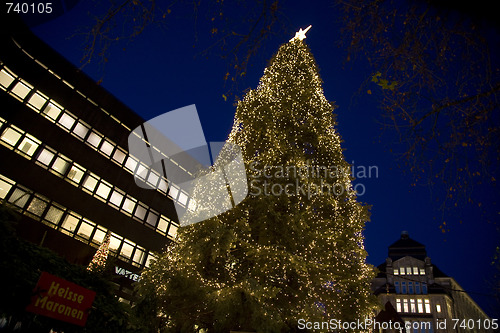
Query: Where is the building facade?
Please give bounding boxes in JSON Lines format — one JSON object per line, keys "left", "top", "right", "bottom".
{"left": 372, "top": 231, "right": 493, "bottom": 333}
{"left": 0, "top": 14, "right": 186, "bottom": 301}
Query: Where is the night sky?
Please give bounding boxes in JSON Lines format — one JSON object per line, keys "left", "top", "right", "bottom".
{"left": 16, "top": 0, "right": 499, "bottom": 315}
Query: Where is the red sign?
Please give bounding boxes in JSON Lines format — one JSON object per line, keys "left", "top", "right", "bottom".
{"left": 26, "top": 272, "right": 96, "bottom": 326}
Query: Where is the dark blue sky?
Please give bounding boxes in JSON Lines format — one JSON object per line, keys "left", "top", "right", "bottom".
{"left": 23, "top": 0, "right": 498, "bottom": 315}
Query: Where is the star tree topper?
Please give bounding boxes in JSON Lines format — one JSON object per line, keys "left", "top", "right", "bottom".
{"left": 289, "top": 25, "right": 312, "bottom": 42}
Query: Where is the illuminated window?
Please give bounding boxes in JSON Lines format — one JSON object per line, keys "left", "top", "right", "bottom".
{"left": 168, "top": 223, "right": 178, "bottom": 238}
{"left": 169, "top": 185, "right": 179, "bottom": 200}
{"left": 400, "top": 267, "right": 406, "bottom": 275}
{"left": 136, "top": 163, "right": 148, "bottom": 180}
{"left": 99, "top": 139, "right": 114, "bottom": 156}
{"left": 109, "top": 190, "right": 124, "bottom": 207}
{"left": 42, "top": 102, "right": 63, "bottom": 121}
{"left": 28, "top": 91, "right": 48, "bottom": 110}
{"left": 11, "top": 80, "right": 33, "bottom": 100}
{"left": 0, "top": 178, "right": 13, "bottom": 199}
{"left": 406, "top": 267, "right": 412, "bottom": 275}
{"left": 133, "top": 247, "right": 146, "bottom": 265}
{"left": 77, "top": 220, "right": 95, "bottom": 240}
{"left": 51, "top": 156, "right": 70, "bottom": 175}
{"left": 83, "top": 174, "right": 99, "bottom": 192}
{"left": 44, "top": 206, "right": 64, "bottom": 225}
{"left": 424, "top": 299, "right": 431, "bottom": 313}
{"left": 403, "top": 299, "right": 409, "bottom": 312}
{"left": 8, "top": 188, "right": 29, "bottom": 208}
{"left": 109, "top": 233, "right": 122, "bottom": 251}
{"left": 120, "top": 241, "right": 134, "bottom": 259}
{"left": 27, "top": 196, "right": 47, "bottom": 217}
{"left": 37, "top": 148, "right": 55, "bottom": 166}
{"left": 410, "top": 299, "right": 416, "bottom": 313}
{"left": 122, "top": 197, "right": 137, "bottom": 214}
{"left": 58, "top": 113, "right": 76, "bottom": 131}
{"left": 417, "top": 299, "right": 424, "bottom": 313}
{"left": 95, "top": 182, "right": 112, "bottom": 200}
{"left": 146, "top": 210, "right": 158, "bottom": 228}
{"left": 396, "top": 299, "right": 401, "bottom": 312}
{"left": 158, "top": 178, "right": 168, "bottom": 193}
{"left": 0, "top": 68, "right": 16, "bottom": 89}
{"left": 18, "top": 135, "right": 40, "bottom": 156}
{"left": 144, "top": 253, "right": 155, "bottom": 268}
{"left": 112, "top": 148, "right": 127, "bottom": 165}
{"left": 413, "top": 267, "right": 419, "bottom": 275}
{"left": 436, "top": 304, "right": 441, "bottom": 313}
{"left": 420, "top": 268, "right": 425, "bottom": 275}
{"left": 92, "top": 228, "right": 107, "bottom": 245}
{"left": 67, "top": 164, "right": 85, "bottom": 184}
{"left": 178, "top": 191, "right": 188, "bottom": 205}
{"left": 147, "top": 171, "right": 160, "bottom": 187}
{"left": 1, "top": 127, "right": 22, "bottom": 147}
{"left": 124, "top": 156, "right": 138, "bottom": 172}
{"left": 87, "top": 131, "right": 102, "bottom": 148}
{"left": 61, "top": 213, "right": 80, "bottom": 233}
{"left": 73, "top": 121, "right": 89, "bottom": 139}
{"left": 157, "top": 215, "right": 169, "bottom": 234}
{"left": 394, "top": 268, "right": 399, "bottom": 275}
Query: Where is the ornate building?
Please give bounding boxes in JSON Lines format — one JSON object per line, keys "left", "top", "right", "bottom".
{"left": 372, "top": 231, "right": 493, "bottom": 333}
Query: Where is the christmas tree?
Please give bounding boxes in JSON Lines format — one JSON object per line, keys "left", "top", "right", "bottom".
{"left": 87, "top": 231, "right": 111, "bottom": 272}
{"left": 138, "top": 27, "right": 376, "bottom": 332}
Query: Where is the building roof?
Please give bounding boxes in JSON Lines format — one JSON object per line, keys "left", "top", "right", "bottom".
{"left": 388, "top": 231, "right": 427, "bottom": 260}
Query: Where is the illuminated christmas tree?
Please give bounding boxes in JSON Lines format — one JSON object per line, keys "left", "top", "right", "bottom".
{"left": 139, "top": 27, "right": 376, "bottom": 332}
{"left": 87, "top": 231, "right": 111, "bottom": 272}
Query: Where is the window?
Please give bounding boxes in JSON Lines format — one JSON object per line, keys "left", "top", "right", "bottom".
{"left": 61, "top": 213, "right": 80, "bottom": 233}
{"left": 99, "top": 140, "right": 114, "bottom": 156}
{"left": 92, "top": 228, "right": 107, "bottom": 245}
{"left": 37, "top": 148, "right": 55, "bottom": 166}
{"left": 51, "top": 156, "right": 70, "bottom": 175}
{"left": 394, "top": 268, "right": 399, "bottom": 276}
{"left": 415, "top": 282, "right": 421, "bottom": 294}
{"left": 417, "top": 299, "right": 424, "bottom": 313}
{"left": 109, "top": 190, "right": 124, "bottom": 207}
{"left": 135, "top": 163, "right": 147, "bottom": 180}
{"left": 147, "top": 171, "right": 159, "bottom": 187}
{"left": 73, "top": 121, "right": 89, "bottom": 140}
{"left": 408, "top": 282, "right": 414, "bottom": 294}
{"left": 436, "top": 304, "right": 441, "bottom": 313}
{"left": 11, "top": 80, "right": 33, "bottom": 100}
{"left": 406, "top": 267, "right": 412, "bottom": 275}
{"left": 77, "top": 220, "right": 95, "bottom": 240}
{"left": 422, "top": 283, "right": 428, "bottom": 294}
{"left": 83, "top": 174, "right": 99, "bottom": 192}
{"left": 178, "top": 191, "right": 188, "bottom": 205}
{"left": 168, "top": 223, "right": 178, "bottom": 238}
{"left": 95, "top": 182, "right": 111, "bottom": 200}
{"left": 403, "top": 299, "right": 409, "bottom": 313}
{"left": 157, "top": 215, "right": 169, "bottom": 234}
{"left": 420, "top": 268, "right": 425, "bottom": 275}
{"left": 112, "top": 148, "right": 127, "bottom": 165}
{"left": 124, "top": 156, "right": 138, "bottom": 173}
{"left": 42, "top": 102, "right": 63, "bottom": 121}
{"left": 146, "top": 210, "right": 158, "bottom": 228}
{"left": 158, "top": 178, "right": 168, "bottom": 193}
{"left": 1, "top": 127, "right": 22, "bottom": 147}
{"left": 58, "top": 112, "right": 76, "bottom": 131}
{"left": 134, "top": 204, "right": 147, "bottom": 220}
{"left": 122, "top": 197, "right": 136, "bottom": 214}
{"left": 413, "top": 266, "right": 419, "bottom": 275}
{"left": 120, "top": 241, "right": 134, "bottom": 259}
{"left": 396, "top": 299, "right": 402, "bottom": 312}
{"left": 144, "top": 253, "right": 155, "bottom": 268}
{"left": 424, "top": 299, "right": 431, "bottom": 313}
{"left": 395, "top": 282, "right": 400, "bottom": 294}
{"left": 400, "top": 267, "right": 406, "bottom": 275}
{"left": 133, "top": 247, "right": 146, "bottom": 266}
{"left": 67, "top": 164, "right": 85, "bottom": 184}
{"left": 18, "top": 136, "right": 40, "bottom": 156}
{"left": 0, "top": 178, "right": 13, "bottom": 199}
{"left": 401, "top": 282, "right": 407, "bottom": 294}
{"left": 28, "top": 91, "right": 48, "bottom": 110}
{"left": 27, "top": 196, "right": 47, "bottom": 217}
{"left": 109, "top": 233, "right": 122, "bottom": 252}
{"left": 410, "top": 299, "right": 416, "bottom": 313}
{"left": 8, "top": 188, "right": 29, "bottom": 208}
{"left": 87, "top": 131, "right": 102, "bottom": 148}
{"left": 0, "top": 68, "right": 16, "bottom": 89}
{"left": 44, "top": 206, "right": 64, "bottom": 225}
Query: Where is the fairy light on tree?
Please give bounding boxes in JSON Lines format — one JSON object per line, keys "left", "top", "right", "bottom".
{"left": 138, "top": 26, "right": 377, "bottom": 332}
{"left": 87, "top": 231, "right": 111, "bottom": 272}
